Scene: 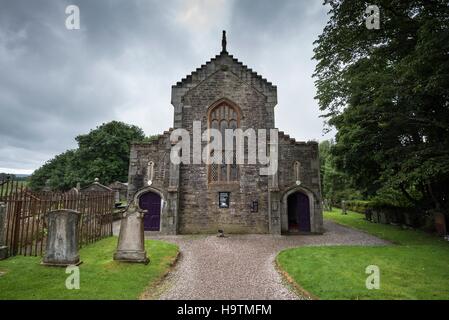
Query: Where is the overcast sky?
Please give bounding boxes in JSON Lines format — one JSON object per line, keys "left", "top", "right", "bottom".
{"left": 0, "top": 0, "right": 332, "bottom": 175}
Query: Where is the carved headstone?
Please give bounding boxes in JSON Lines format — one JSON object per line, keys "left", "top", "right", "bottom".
{"left": 42, "top": 209, "right": 81, "bottom": 266}
{"left": 113, "top": 202, "right": 149, "bottom": 264}
{"left": 0, "top": 203, "right": 8, "bottom": 260}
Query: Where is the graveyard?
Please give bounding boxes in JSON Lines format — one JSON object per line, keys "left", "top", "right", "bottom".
{"left": 1, "top": 207, "right": 448, "bottom": 300}
{"left": 0, "top": 237, "right": 178, "bottom": 300}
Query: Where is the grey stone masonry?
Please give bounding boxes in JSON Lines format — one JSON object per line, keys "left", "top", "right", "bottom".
{"left": 0, "top": 202, "right": 8, "bottom": 260}
{"left": 42, "top": 210, "right": 81, "bottom": 266}
{"left": 80, "top": 179, "right": 113, "bottom": 193}
{"left": 278, "top": 132, "right": 323, "bottom": 233}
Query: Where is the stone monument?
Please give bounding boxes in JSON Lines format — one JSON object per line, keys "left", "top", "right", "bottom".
{"left": 0, "top": 202, "right": 8, "bottom": 260}
{"left": 113, "top": 202, "right": 149, "bottom": 264}
{"left": 341, "top": 200, "right": 347, "bottom": 215}
{"left": 42, "top": 209, "right": 81, "bottom": 266}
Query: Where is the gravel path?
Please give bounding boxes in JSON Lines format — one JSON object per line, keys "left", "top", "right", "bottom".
{"left": 113, "top": 220, "right": 389, "bottom": 300}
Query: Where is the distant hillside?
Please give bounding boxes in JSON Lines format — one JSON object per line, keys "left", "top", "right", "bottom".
{"left": 0, "top": 173, "right": 31, "bottom": 181}
{"left": 15, "top": 174, "right": 31, "bottom": 178}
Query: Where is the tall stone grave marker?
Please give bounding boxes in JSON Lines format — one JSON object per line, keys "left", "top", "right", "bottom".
{"left": 114, "top": 202, "right": 149, "bottom": 264}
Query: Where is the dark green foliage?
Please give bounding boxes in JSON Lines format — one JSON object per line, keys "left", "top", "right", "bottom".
{"left": 28, "top": 150, "right": 79, "bottom": 190}
{"left": 314, "top": 1, "right": 449, "bottom": 217}
{"left": 319, "top": 140, "right": 362, "bottom": 204}
{"left": 29, "top": 121, "right": 149, "bottom": 190}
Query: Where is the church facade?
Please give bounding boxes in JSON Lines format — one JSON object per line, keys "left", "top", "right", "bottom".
{"left": 127, "top": 32, "right": 323, "bottom": 235}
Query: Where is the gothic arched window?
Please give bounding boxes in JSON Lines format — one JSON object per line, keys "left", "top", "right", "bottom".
{"left": 208, "top": 100, "right": 240, "bottom": 183}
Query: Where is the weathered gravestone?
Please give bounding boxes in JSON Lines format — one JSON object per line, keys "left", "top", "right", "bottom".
{"left": 0, "top": 202, "right": 8, "bottom": 260}
{"left": 323, "top": 199, "right": 332, "bottom": 212}
{"left": 113, "top": 202, "right": 149, "bottom": 264}
{"left": 341, "top": 200, "right": 347, "bottom": 215}
{"left": 42, "top": 209, "right": 81, "bottom": 266}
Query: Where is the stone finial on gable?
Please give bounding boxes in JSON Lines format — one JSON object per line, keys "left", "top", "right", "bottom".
{"left": 221, "top": 30, "right": 227, "bottom": 54}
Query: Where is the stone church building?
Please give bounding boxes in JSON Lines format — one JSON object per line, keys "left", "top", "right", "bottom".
{"left": 127, "top": 32, "right": 323, "bottom": 235}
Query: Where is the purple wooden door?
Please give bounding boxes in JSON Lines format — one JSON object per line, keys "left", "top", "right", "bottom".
{"left": 139, "top": 192, "right": 161, "bottom": 231}
{"left": 296, "top": 192, "right": 311, "bottom": 232}
{"left": 288, "top": 192, "right": 311, "bottom": 232}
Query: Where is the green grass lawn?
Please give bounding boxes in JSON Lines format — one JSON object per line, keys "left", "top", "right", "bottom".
{"left": 0, "top": 237, "right": 178, "bottom": 300}
{"left": 277, "top": 209, "right": 449, "bottom": 300}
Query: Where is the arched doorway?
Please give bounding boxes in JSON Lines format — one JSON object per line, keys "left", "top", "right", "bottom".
{"left": 139, "top": 192, "right": 161, "bottom": 231}
{"left": 287, "top": 192, "right": 311, "bottom": 232}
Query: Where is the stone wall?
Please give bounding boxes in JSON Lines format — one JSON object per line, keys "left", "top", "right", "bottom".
{"left": 127, "top": 131, "right": 172, "bottom": 201}
{"left": 277, "top": 133, "right": 323, "bottom": 233}
{"left": 108, "top": 182, "right": 128, "bottom": 202}
{"left": 80, "top": 182, "right": 112, "bottom": 193}
{"left": 127, "top": 130, "right": 179, "bottom": 234}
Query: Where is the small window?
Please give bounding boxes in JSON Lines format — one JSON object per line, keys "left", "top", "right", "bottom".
{"left": 147, "top": 161, "right": 154, "bottom": 185}
{"left": 250, "top": 200, "right": 258, "bottom": 213}
{"left": 293, "top": 161, "right": 301, "bottom": 184}
{"left": 218, "top": 192, "right": 230, "bottom": 208}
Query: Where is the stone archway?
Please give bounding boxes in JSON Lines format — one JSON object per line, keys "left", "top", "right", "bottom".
{"left": 281, "top": 186, "right": 317, "bottom": 233}
{"left": 287, "top": 191, "right": 311, "bottom": 232}
{"left": 134, "top": 187, "right": 165, "bottom": 232}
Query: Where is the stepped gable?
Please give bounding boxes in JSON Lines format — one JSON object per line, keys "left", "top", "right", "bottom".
{"left": 278, "top": 130, "right": 318, "bottom": 146}
{"left": 172, "top": 52, "right": 276, "bottom": 96}
{"left": 131, "top": 128, "right": 173, "bottom": 147}
{"left": 171, "top": 31, "right": 277, "bottom": 107}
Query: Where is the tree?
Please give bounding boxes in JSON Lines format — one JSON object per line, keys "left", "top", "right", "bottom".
{"left": 319, "top": 140, "right": 361, "bottom": 205}
{"left": 29, "top": 121, "right": 147, "bottom": 190}
{"left": 314, "top": 1, "right": 449, "bottom": 217}
{"left": 29, "top": 150, "right": 79, "bottom": 190}
{"left": 75, "top": 121, "right": 146, "bottom": 185}
{"left": 319, "top": 140, "right": 331, "bottom": 192}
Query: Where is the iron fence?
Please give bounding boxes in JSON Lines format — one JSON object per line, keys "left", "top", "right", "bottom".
{"left": 0, "top": 179, "right": 114, "bottom": 257}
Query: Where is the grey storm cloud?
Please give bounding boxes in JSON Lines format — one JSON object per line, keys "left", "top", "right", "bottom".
{"left": 0, "top": 0, "right": 331, "bottom": 174}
